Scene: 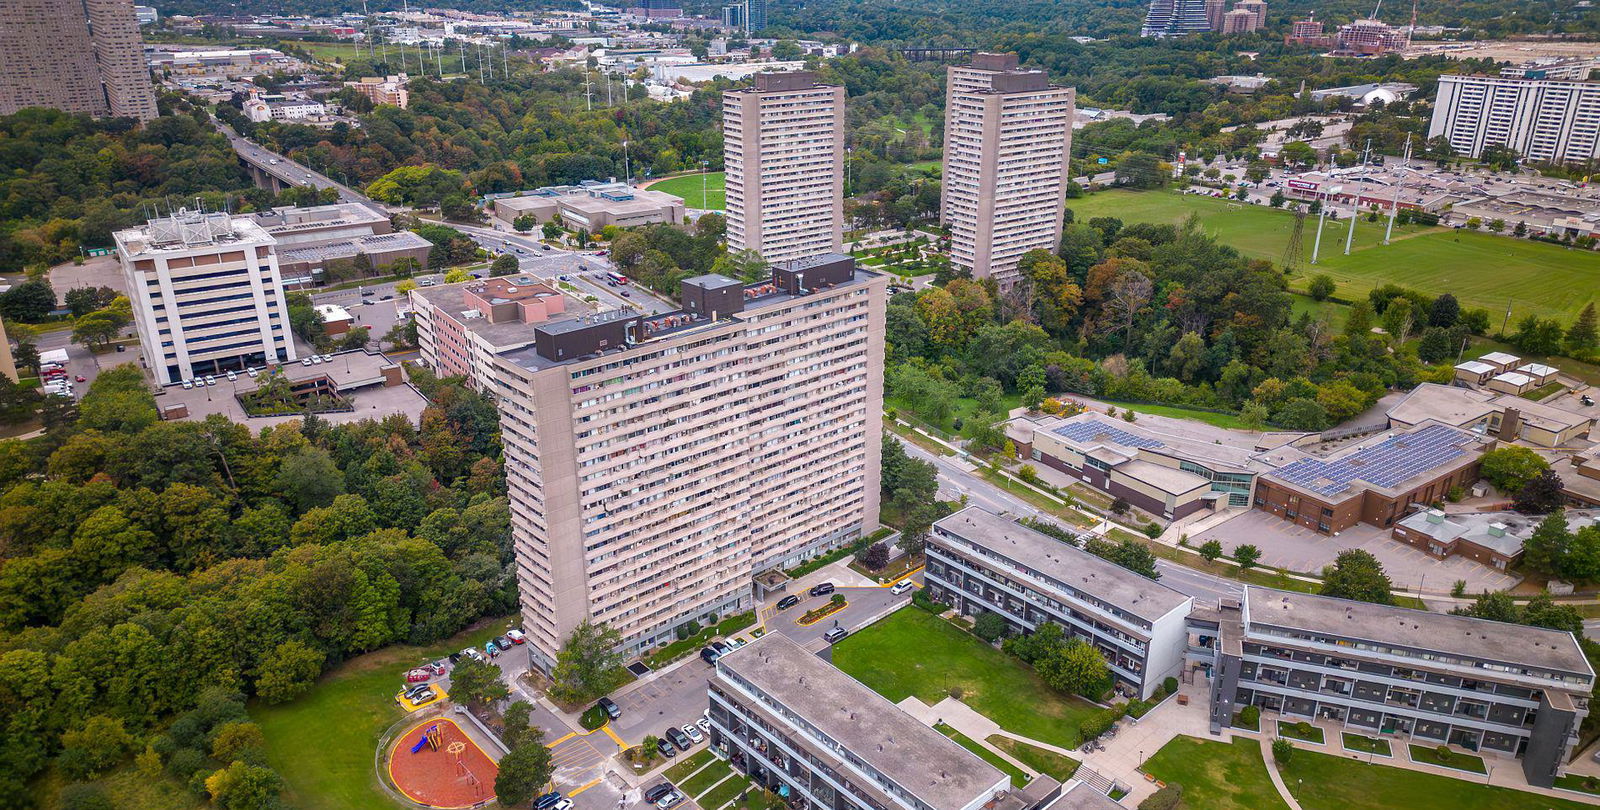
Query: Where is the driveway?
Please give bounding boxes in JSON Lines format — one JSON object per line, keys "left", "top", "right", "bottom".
{"left": 1192, "top": 510, "right": 1520, "bottom": 593}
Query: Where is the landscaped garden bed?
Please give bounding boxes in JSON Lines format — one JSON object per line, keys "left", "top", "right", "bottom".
{"left": 1277, "top": 720, "right": 1325, "bottom": 745}
{"left": 1554, "top": 773, "right": 1600, "bottom": 796}
{"left": 1285, "top": 748, "right": 1593, "bottom": 810}
{"left": 664, "top": 749, "right": 716, "bottom": 784}
{"left": 797, "top": 595, "right": 848, "bottom": 626}
{"left": 1407, "top": 744, "right": 1486, "bottom": 774}
{"left": 644, "top": 612, "right": 756, "bottom": 668}
{"left": 1340, "top": 733, "right": 1390, "bottom": 757}
{"left": 1231, "top": 705, "right": 1261, "bottom": 732}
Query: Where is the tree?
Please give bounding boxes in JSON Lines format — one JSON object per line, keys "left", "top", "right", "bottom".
{"left": 1513, "top": 469, "right": 1566, "bottom": 515}
{"left": 550, "top": 619, "right": 625, "bottom": 703}
{"left": 1428, "top": 294, "right": 1460, "bottom": 328}
{"left": 513, "top": 214, "right": 536, "bottom": 233}
{"left": 211, "top": 722, "right": 266, "bottom": 763}
{"left": 973, "top": 611, "right": 1008, "bottom": 642}
{"left": 256, "top": 641, "right": 324, "bottom": 704}
{"left": 1479, "top": 445, "right": 1549, "bottom": 494}
{"left": 1568, "top": 302, "right": 1599, "bottom": 354}
{"left": 1307, "top": 275, "right": 1335, "bottom": 301}
{"left": 446, "top": 658, "right": 509, "bottom": 709}
{"left": 495, "top": 739, "right": 554, "bottom": 807}
{"left": 1319, "top": 549, "right": 1394, "bottom": 605}
{"left": 1272, "top": 738, "right": 1295, "bottom": 765}
{"left": 1522, "top": 510, "right": 1571, "bottom": 577}
{"left": 503, "top": 701, "right": 534, "bottom": 748}
{"left": 444, "top": 269, "right": 472, "bottom": 283}
{"left": 1036, "top": 637, "right": 1112, "bottom": 697}
{"left": 1199, "top": 539, "right": 1223, "bottom": 561}
{"left": 1380, "top": 298, "right": 1414, "bottom": 343}
{"left": 276, "top": 446, "right": 345, "bottom": 511}
{"left": 491, "top": 254, "right": 519, "bottom": 277}
{"left": 0, "top": 280, "right": 56, "bottom": 323}
{"left": 857, "top": 542, "right": 890, "bottom": 571}
{"left": 59, "top": 716, "right": 134, "bottom": 779}
{"left": 204, "top": 761, "right": 283, "bottom": 810}
{"left": 1115, "top": 152, "right": 1167, "bottom": 189}
{"left": 1233, "top": 544, "right": 1262, "bottom": 569}
{"left": 542, "top": 221, "right": 563, "bottom": 240}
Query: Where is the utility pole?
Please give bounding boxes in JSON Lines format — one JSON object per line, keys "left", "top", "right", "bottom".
{"left": 623, "top": 139, "right": 631, "bottom": 184}
{"left": 1384, "top": 136, "right": 1411, "bottom": 245}
{"left": 1344, "top": 138, "right": 1370, "bottom": 255}
{"left": 1311, "top": 186, "right": 1329, "bottom": 264}
{"left": 584, "top": 71, "right": 594, "bottom": 111}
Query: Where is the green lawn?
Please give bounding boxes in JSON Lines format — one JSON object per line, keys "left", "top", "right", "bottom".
{"left": 1278, "top": 720, "right": 1325, "bottom": 744}
{"left": 1142, "top": 736, "right": 1290, "bottom": 810}
{"left": 1103, "top": 401, "right": 1252, "bottom": 430}
{"left": 1340, "top": 732, "right": 1391, "bottom": 757}
{"left": 1290, "top": 293, "right": 1352, "bottom": 330}
{"left": 831, "top": 608, "right": 1099, "bottom": 751}
{"left": 935, "top": 723, "right": 1031, "bottom": 787}
{"left": 1068, "top": 189, "right": 1600, "bottom": 322}
{"left": 665, "top": 749, "right": 718, "bottom": 784}
{"left": 988, "top": 736, "right": 1080, "bottom": 782}
{"left": 1408, "top": 744, "right": 1486, "bottom": 774}
{"left": 681, "top": 758, "right": 736, "bottom": 798}
{"left": 649, "top": 171, "right": 726, "bottom": 210}
{"left": 698, "top": 773, "right": 753, "bottom": 809}
{"left": 1285, "top": 748, "right": 1596, "bottom": 810}
{"left": 1553, "top": 773, "right": 1600, "bottom": 796}
{"left": 252, "top": 617, "right": 513, "bottom": 810}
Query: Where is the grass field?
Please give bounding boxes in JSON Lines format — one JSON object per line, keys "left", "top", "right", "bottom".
{"left": 1142, "top": 736, "right": 1290, "bottom": 810}
{"left": 1103, "top": 401, "right": 1252, "bottom": 430}
{"left": 988, "top": 736, "right": 1080, "bottom": 782}
{"left": 1284, "top": 749, "right": 1596, "bottom": 810}
{"left": 253, "top": 617, "right": 513, "bottom": 810}
{"left": 831, "top": 608, "right": 1099, "bottom": 751}
{"left": 936, "top": 724, "right": 1031, "bottom": 787}
{"left": 649, "top": 171, "right": 725, "bottom": 210}
{"left": 1068, "top": 190, "right": 1600, "bottom": 323}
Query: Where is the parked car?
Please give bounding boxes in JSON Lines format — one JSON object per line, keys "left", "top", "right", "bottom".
{"left": 665, "top": 727, "right": 691, "bottom": 750}
{"left": 823, "top": 627, "right": 848, "bottom": 644}
{"left": 302, "top": 358, "right": 314, "bottom": 366}
{"left": 203, "top": 375, "right": 216, "bottom": 386}
{"left": 699, "top": 646, "right": 722, "bottom": 665}
{"left": 551, "top": 800, "right": 572, "bottom": 810}
{"left": 405, "top": 668, "right": 430, "bottom": 683}
{"left": 407, "top": 686, "right": 435, "bottom": 706}
{"left": 643, "top": 783, "right": 673, "bottom": 803}
{"left": 598, "top": 696, "right": 621, "bottom": 720}
{"left": 809, "top": 582, "right": 835, "bottom": 597}
{"left": 505, "top": 628, "right": 527, "bottom": 645}
{"left": 656, "top": 791, "right": 684, "bottom": 809}
{"left": 776, "top": 595, "right": 800, "bottom": 610}
{"left": 427, "top": 660, "right": 447, "bottom": 676}
{"left": 181, "top": 380, "right": 194, "bottom": 390}
{"left": 246, "top": 368, "right": 259, "bottom": 378}
{"left": 726, "top": 637, "right": 746, "bottom": 649}
{"left": 682, "top": 723, "right": 703, "bottom": 743}
{"left": 493, "top": 635, "right": 512, "bottom": 650}
{"left": 461, "top": 648, "right": 485, "bottom": 663}
{"left": 74, "top": 375, "right": 86, "bottom": 383}
{"left": 226, "top": 371, "right": 237, "bottom": 381}
{"left": 711, "top": 641, "right": 730, "bottom": 657}
{"left": 447, "top": 652, "right": 462, "bottom": 665}
{"left": 534, "top": 792, "right": 564, "bottom": 810}
{"left": 657, "top": 737, "right": 677, "bottom": 758}
{"left": 891, "top": 580, "right": 915, "bottom": 596}
{"left": 696, "top": 716, "right": 710, "bottom": 736}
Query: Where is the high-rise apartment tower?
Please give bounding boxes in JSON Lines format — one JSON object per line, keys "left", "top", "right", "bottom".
{"left": 941, "top": 53, "right": 1075, "bottom": 286}
{"left": 723, "top": 72, "right": 845, "bottom": 263}
{"left": 0, "top": 0, "right": 158, "bottom": 121}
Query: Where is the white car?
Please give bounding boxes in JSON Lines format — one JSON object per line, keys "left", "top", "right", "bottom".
{"left": 226, "top": 370, "right": 238, "bottom": 381}
{"left": 181, "top": 380, "right": 194, "bottom": 390}
{"left": 203, "top": 375, "right": 216, "bottom": 386}
{"left": 301, "top": 358, "right": 314, "bottom": 366}
{"left": 682, "top": 724, "right": 703, "bottom": 743}
{"left": 891, "top": 580, "right": 915, "bottom": 595}
{"left": 695, "top": 716, "right": 710, "bottom": 736}
{"left": 246, "top": 368, "right": 258, "bottom": 378}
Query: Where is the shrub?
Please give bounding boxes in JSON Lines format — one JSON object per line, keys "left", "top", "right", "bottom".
{"left": 1142, "top": 522, "right": 1161, "bottom": 539}
{"left": 1451, "top": 579, "right": 1467, "bottom": 598}
{"left": 829, "top": 593, "right": 845, "bottom": 606}
{"left": 1138, "top": 783, "right": 1183, "bottom": 810}
{"left": 1199, "top": 539, "right": 1223, "bottom": 561}
{"left": 1163, "top": 676, "right": 1178, "bottom": 695}
{"left": 1110, "top": 497, "right": 1131, "bottom": 516}
{"left": 1126, "top": 699, "right": 1153, "bottom": 718}
{"left": 973, "top": 611, "right": 1009, "bottom": 642}
{"left": 1238, "top": 705, "right": 1261, "bottom": 728}
{"left": 912, "top": 589, "right": 949, "bottom": 614}
{"left": 675, "top": 620, "right": 701, "bottom": 641}
{"left": 1272, "top": 738, "right": 1295, "bottom": 764}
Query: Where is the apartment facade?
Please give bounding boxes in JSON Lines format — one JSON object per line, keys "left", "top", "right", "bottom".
{"left": 724, "top": 72, "right": 845, "bottom": 263}
{"left": 709, "top": 634, "right": 1013, "bottom": 810}
{"left": 1141, "top": 0, "right": 1213, "bottom": 37}
{"left": 941, "top": 54, "right": 1075, "bottom": 286}
{"left": 0, "top": 0, "right": 155, "bottom": 120}
{"left": 1429, "top": 73, "right": 1600, "bottom": 164}
{"left": 1198, "top": 587, "right": 1593, "bottom": 788}
{"left": 925, "top": 507, "right": 1193, "bottom": 699}
{"left": 493, "top": 255, "right": 887, "bottom": 668}
{"left": 112, "top": 210, "right": 297, "bottom": 385}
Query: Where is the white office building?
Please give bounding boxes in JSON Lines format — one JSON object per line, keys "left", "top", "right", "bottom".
{"left": 1428, "top": 73, "right": 1600, "bottom": 164}
{"left": 113, "top": 210, "right": 297, "bottom": 385}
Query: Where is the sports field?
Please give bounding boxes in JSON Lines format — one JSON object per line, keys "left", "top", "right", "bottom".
{"left": 648, "top": 171, "right": 725, "bottom": 210}
{"left": 1068, "top": 190, "right": 1600, "bottom": 322}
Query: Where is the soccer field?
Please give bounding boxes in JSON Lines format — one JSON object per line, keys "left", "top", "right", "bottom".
{"left": 648, "top": 171, "right": 725, "bottom": 210}
{"left": 1068, "top": 190, "right": 1600, "bottom": 322}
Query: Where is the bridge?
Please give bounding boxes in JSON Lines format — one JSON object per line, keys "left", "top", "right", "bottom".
{"left": 214, "top": 119, "right": 388, "bottom": 215}
{"left": 894, "top": 47, "right": 977, "bottom": 62}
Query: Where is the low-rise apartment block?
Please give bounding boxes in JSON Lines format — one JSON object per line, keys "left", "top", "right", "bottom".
{"left": 113, "top": 209, "right": 297, "bottom": 385}
{"left": 488, "top": 254, "right": 887, "bottom": 668}
{"left": 1391, "top": 508, "right": 1600, "bottom": 570}
{"left": 1196, "top": 587, "right": 1593, "bottom": 787}
{"left": 925, "top": 507, "right": 1193, "bottom": 699}
{"left": 490, "top": 181, "right": 686, "bottom": 230}
{"left": 708, "top": 634, "right": 1019, "bottom": 810}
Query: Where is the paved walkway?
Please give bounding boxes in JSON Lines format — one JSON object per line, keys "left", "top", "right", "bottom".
{"left": 1259, "top": 736, "right": 1306, "bottom": 810}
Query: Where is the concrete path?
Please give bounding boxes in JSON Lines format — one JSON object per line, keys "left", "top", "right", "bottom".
{"left": 1259, "top": 736, "right": 1307, "bottom": 810}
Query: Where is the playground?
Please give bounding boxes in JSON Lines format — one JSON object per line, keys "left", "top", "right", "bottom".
{"left": 387, "top": 718, "right": 499, "bottom": 809}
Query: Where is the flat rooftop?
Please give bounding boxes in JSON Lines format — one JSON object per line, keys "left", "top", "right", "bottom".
{"left": 716, "top": 634, "right": 1005, "bottom": 810}
{"left": 278, "top": 231, "right": 431, "bottom": 264}
{"left": 1387, "top": 382, "right": 1593, "bottom": 436}
{"left": 934, "top": 506, "right": 1191, "bottom": 622}
{"left": 1260, "top": 421, "right": 1485, "bottom": 500}
{"left": 411, "top": 276, "right": 599, "bottom": 350}
{"left": 1244, "top": 586, "right": 1592, "bottom": 679}
{"left": 1017, "top": 411, "right": 1275, "bottom": 474}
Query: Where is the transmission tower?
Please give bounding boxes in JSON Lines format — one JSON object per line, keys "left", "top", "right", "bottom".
{"left": 1282, "top": 208, "right": 1307, "bottom": 274}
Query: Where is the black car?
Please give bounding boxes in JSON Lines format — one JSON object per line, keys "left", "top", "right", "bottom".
{"left": 447, "top": 652, "right": 462, "bottom": 664}
{"left": 700, "top": 646, "right": 722, "bottom": 665}
{"left": 534, "top": 793, "right": 564, "bottom": 810}
{"left": 665, "top": 727, "right": 692, "bottom": 750}
{"left": 598, "top": 696, "right": 621, "bottom": 720}
{"left": 809, "top": 582, "right": 835, "bottom": 597}
{"left": 776, "top": 595, "right": 800, "bottom": 610}
{"left": 644, "top": 784, "right": 673, "bottom": 803}
{"left": 657, "top": 737, "right": 678, "bottom": 758}
{"left": 711, "top": 640, "right": 730, "bottom": 656}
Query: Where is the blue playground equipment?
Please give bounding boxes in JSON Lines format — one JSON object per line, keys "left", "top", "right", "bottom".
{"left": 411, "top": 724, "right": 441, "bottom": 754}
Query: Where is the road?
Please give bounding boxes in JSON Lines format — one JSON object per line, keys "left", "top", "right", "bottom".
{"left": 212, "top": 118, "right": 382, "bottom": 211}
{"left": 897, "top": 437, "right": 1244, "bottom": 606}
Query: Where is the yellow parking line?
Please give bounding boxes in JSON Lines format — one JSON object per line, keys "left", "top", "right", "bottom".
{"left": 569, "top": 777, "right": 605, "bottom": 797}
{"left": 883, "top": 565, "right": 925, "bottom": 586}
{"left": 601, "top": 724, "right": 627, "bottom": 749}
{"left": 547, "top": 731, "right": 578, "bottom": 747}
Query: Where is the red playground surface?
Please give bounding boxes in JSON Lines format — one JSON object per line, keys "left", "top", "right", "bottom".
{"left": 388, "top": 718, "right": 499, "bottom": 809}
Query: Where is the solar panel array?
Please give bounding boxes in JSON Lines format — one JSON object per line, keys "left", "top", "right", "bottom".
{"left": 1270, "top": 424, "right": 1470, "bottom": 497}
{"left": 1052, "top": 419, "right": 1166, "bottom": 450}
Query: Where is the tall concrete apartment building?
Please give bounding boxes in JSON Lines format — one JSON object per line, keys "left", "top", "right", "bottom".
{"left": 723, "top": 72, "right": 845, "bottom": 263}
{"left": 1194, "top": 587, "right": 1593, "bottom": 787}
{"left": 1141, "top": 0, "right": 1213, "bottom": 36}
{"left": 941, "top": 54, "right": 1074, "bottom": 286}
{"left": 1429, "top": 73, "right": 1600, "bottom": 164}
{"left": 491, "top": 254, "right": 887, "bottom": 669}
{"left": 113, "top": 209, "right": 297, "bottom": 385}
{"left": 0, "top": 0, "right": 157, "bottom": 121}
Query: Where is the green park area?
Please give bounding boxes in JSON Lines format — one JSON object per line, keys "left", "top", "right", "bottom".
{"left": 649, "top": 171, "right": 726, "bottom": 210}
{"left": 831, "top": 608, "right": 1098, "bottom": 750}
{"left": 1143, "top": 736, "right": 1289, "bottom": 810}
{"left": 253, "top": 619, "right": 511, "bottom": 810}
{"left": 1068, "top": 190, "right": 1600, "bottom": 323}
